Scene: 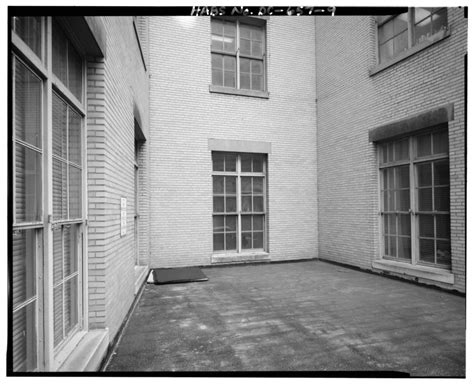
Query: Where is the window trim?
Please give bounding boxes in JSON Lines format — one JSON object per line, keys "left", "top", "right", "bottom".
{"left": 370, "top": 8, "right": 450, "bottom": 76}
{"left": 210, "top": 16, "right": 268, "bottom": 98}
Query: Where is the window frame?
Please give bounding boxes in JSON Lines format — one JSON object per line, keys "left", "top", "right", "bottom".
{"left": 378, "top": 127, "right": 451, "bottom": 271}
{"left": 212, "top": 152, "right": 267, "bottom": 254}
{"left": 209, "top": 16, "right": 269, "bottom": 99}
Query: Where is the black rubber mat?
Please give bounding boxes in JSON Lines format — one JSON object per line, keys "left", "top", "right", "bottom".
{"left": 148, "top": 267, "right": 208, "bottom": 285}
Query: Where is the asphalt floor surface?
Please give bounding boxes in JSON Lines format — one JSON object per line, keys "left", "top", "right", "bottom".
{"left": 104, "top": 260, "right": 465, "bottom": 376}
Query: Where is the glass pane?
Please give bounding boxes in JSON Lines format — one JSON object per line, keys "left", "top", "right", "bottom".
{"left": 388, "top": 190, "right": 395, "bottom": 211}
{"left": 15, "top": 144, "right": 42, "bottom": 223}
{"left": 211, "top": 19, "right": 223, "bottom": 35}
{"left": 253, "top": 215, "right": 264, "bottom": 231}
{"left": 378, "top": 20, "right": 393, "bottom": 44}
{"left": 226, "top": 215, "right": 237, "bottom": 232}
{"left": 252, "top": 27, "right": 263, "bottom": 42}
{"left": 436, "top": 240, "right": 451, "bottom": 265}
{"left": 252, "top": 74, "right": 264, "bottom": 91}
{"left": 253, "top": 196, "right": 264, "bottom": 212}
{"left": 434, "top": 186, "right": 450, "bottom": 211}
{"left": 417, "top": 163, "right": 432, "bottom": 187}
{"left": 212, "top": 69, "right": 223, "bottom": 86}
{"left": 213, "top": 176, "right": 224, "bottom": 194}
{"left": 419, "top": 239, "right": 435, "bottom": 263}
{"left": 432, "top": 9, "right": 448, "bottom": 35}
{"left": 68, "top": 44, "right": 82, "bottom": 101}
{"left": 379, "top": 40, "right": 393, "bottom": 62}
{"left": 388, "top": 236, "right": 396, "bottom": 257}
{"left": 64, "top": 276, "right": 78, "bottom": 336}
{"left": 240, "top": 24, "right": 251, "bottom": 39}
{"left": 386, "top": 168, "right": 394, "bottom": 189}
{"left": 433, "top": 130, "right": 449, "bottom": 154}
{"left": 433, "top": 160, "right": 449, "bottom": 185}
{"left": 223, "top": 22, "right": 236, "bottom": 37}
{"left": 223, "top": 36, "right": 235, "bottom": 53}
{"left": 225, "top": 197, "right": 236, "bottom": 213}
{"left": 415, "top": 7, "right": 435, "bottom": 23}
{"left": 225, "top": 154, "right": 236, "bottom": 172}
{"left": 253, "top": 178, "right": 264, "bottom": 193}
{"left": 213, "top": 153, "right": 225, "bottom": 171}
{"left": 12, "top": 301, "right": 37, "bottom": 371}
{"left": 436, "top": 214, "right": 450, "bottom": 239}
{"left": 419, "top": 214, "right": 434, "bottom": 237}
{"left": 252, "top": 41, "right": 263, "bottom": 57}
{"left": 52, "top": 93, "right": 67, "bottom": 158}
{"left": 53, "top": 228, "right": 63, "bottom": 284}
{"left": 253, "top": 232, "right": 264, "bottom": 249}
{"left": 13, "top": 16, "right": 42, "bottom": 58}
{"left": 396, "top": 166, "right": 410, "bottom": 189}
{"left": 225, "top": 176, "right": 236, "bottom": 194}
{"left": 52, "top": 159, "right": 67, "bottom": 220}
{"left": 211, "top": 34, "right": 223, "bottom": 51}
{"left": 213, "top": 233, "right": 224, "bottom": 251}
{"left": 14, "top": 58, "right": 42, "bottom": 148}
{"left": 64, "top": 225, "right": 78, "bottom": 276}
{"left": 383, "top": 190, "right": 389, "bottom": 211}
{"left": 253, "top": 155, "right": 263, "bottom": 172}
{"left": 240, "top": 73, "right": 250, "bottom": 90}
{"left": 240, "top": 58, "right": 250, "bottom": 73}
{"left": 416, "top": 133, "right": 432, "bottom": 157}
{"left": 393, "top": 13, "right": 408, "bottom": 35}
{"left": 53, "top": 284, "right": 64, "bottom": 347}
{"left": 241, "top": 154, "right": 252, "bottom": 172}
{"left": 251, "top": 60, "right": 263, "bottom": 74}
{"left": 242, "top": 196, "right": 252, "bottom": 212}
{"left": 68, "top": 108, "right": 82, "bottom": 165}
{"left": 240, "top": 38, "right": 251, "bottom": 56}
{"left": 242, "top": 215, "right": 251, "bottom": 231}
{"left": 223, "top": 56, "right": 236, "bottom": 71}
{"left": 69, "top": 165, "right": 82, "bottom": 218}
{"left": 225, "top": 233, "right": 236, "bottom": 250}
{"left": 393, "top": 30, "right": 408, "bottom": 56}
{"left": 397, "top": 189, "right": 410, "bottom": 211}
{"left": 52, "top": 21, "right": 68, "bottom": 86}
{"left": 386, "top": 214, "right": 396, "bottom": 235}
{"left": 213, "top": 196, "right": 224, "bottom": 212}
{"left": 213, "top": 216, "right": 224, "bottom": 232}
{"left": 241, "top": 177, "right": 252, "bottom": 194}
{"left": 242, "top": 232, "right": 252, "bottom": 249}
{"left": 12, "top": 229, "right": 36, "bottom": 308}
{"left": 399, "top": 214, "right": 411, "bottom": 236}
{"left": 211, "top": 54, "right": 223, "bottom": 70}
{"left": 418, "top": 188, "right": 432, "bottom": 211}
{"left": 398, "top": 237, "right": 411, "bottom": 260}
{"left": 394, "top": 139, "right": 409, "bottom": 161}
{"left": 224, "top": 71, "right": 235, "bottom": 88}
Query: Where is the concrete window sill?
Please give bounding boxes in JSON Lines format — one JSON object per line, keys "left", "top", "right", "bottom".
{"left": 209, "top": 85, "right": 269, "bottom": 99}
{"left": 372, "top": 259, "right": 454, "bottom": 285}
{"left": 211, "top": 252, "right": 270, "bottom": 264}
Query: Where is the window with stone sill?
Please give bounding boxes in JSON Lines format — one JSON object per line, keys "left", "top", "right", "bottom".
{"left": 376, "top": 8, "right": 448, "bottom": 64}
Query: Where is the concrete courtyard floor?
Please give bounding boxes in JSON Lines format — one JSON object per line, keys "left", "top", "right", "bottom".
{"left": 104, "top": 260, "right": 465, "bottom": 376}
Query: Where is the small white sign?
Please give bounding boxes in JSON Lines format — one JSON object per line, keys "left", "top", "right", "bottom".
{"left": 120, "top": 198, "right": 127, "bottom": 236}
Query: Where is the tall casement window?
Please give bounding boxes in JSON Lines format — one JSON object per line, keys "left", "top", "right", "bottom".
{"left": 212, "top": 152, "right": 267, "bottom": 253}
{"left": 11, "top": 17, "right": 85, "bottom": 371}
{"left": 377, "top": 8, "right": 448, "bottom": 64}
{"left": 211, "top": 17, "right": 266, "bottom": 92}
{"left": 379, "top": 128, "right": 451, "bottom": 269}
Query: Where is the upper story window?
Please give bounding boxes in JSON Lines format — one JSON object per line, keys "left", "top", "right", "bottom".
{"left": 12, "top": 16, "right": 43, "bottom": 60}
{"left": 210, "top": 17, "right": 267, "bottom": 96}
{"left": 377, "top": 8, "right": 448, "bottom": 64}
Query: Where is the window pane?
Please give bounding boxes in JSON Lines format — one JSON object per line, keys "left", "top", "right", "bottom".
{"left": 394, "top": 139, "right": 409, "bottom": 161}
{"left": 69, "top": 165, "right": 82, "bottom": 219}
{"left": 223, "top": 36, "right": 235, "bottom": 53}
{"left": 52, "top": 21, "right": 68, "bottom": 86}
{"left": 15, "top": 144, "right": 42, "bottom": 223}
{"left": 241, "top": 177, "right": 252, "bottom": 194}
{"left": 53, "top": 285, "right": 64, "bottom": 347}
{"left": 211, "top": 34, "right": 224, "bottom": 51}
{"left": 396, "top": 166, "right": 410, "bottom": 189}
{"left": 418, "top": 188, "right": 432, "bottom": 211}
{"left": 240, "top": 38, "right": 251, "bottom": 56}
{"left": 399, "top": 214, "right": 411, "bottom": 236}
{"left": 53, "top": 228, "right": 63, "bottom": 284}
{"left": 52, "top": 93, "right": 67, "bottom": 158}
{"left": 252, "top": 74, "right": 264, "bottom": 91}
{"left": 252, "top": 41, "right": 263, "bottom": 57}
{"left": 225, "top": 154, "right": 236, "bottom": 171}
{"left": 211, "top": 19, "right": 223, "bottom": 35}
{"left": 419, "top": 239, "right": 435, "bottom": 263}
{"left": 68, "top": 44, "right": 82, "bottom": 101}
{"left": 385, "top": 214, "right": 396, "bottom": 235}
{"left": 398, "top": 237, "right": 411, "bottom": 260}
{"left": 223, "top": 22, "right": 236, "bottom": 37}
{"left": 224, "top": 70, "right": 235, "bottom": 88}
{"left": 240, "top": 58, "right": 250, "bottom": 73}
{"left": 436, "top": 240, "right": 451, "bottom": 265}
{"left": 393, "top": 13, "right": 408, "bottom": 35}
{"left": 64, "top": 225, "right": 78, "bottom": 277}
{"left": 397, "top": 189, "right": 410, "bottom": 211}
{"left": 225, "top": 176, "right": 236, "bottom": 194}
{"left": 226, "top": 215, "right": 237, "bottom": 232}
{"left": 379, "top": 40, "right": 393, "bottom": 62}
{"left": 419, "top": 214, "right": 434, "bottom": 237}
{"left": 433, "top": 130, "right": 449, "bottom": 154}
{"left": 253, "top": 215, "right": 264, "bottom": 231}
{"left": 213, "top": 233, "right": 224, "bottom": 251}
{"left": 251, "top": 60, "right": 263, "bottom": 74}
{"left": 253, "top": 232, "right": 264, "bottom": 249}
{"left": 388, "top": 236, "right": 396, "bottom": 257}
{"left": 253, "top": 196, "right": 264, "bottom": 212}
{"left": 433, "top": 160, "right": 449, "bottom": 185}
{"left": 225, "top": 197, "right": 236, "bottom": 213}
{"left": 211, "top": 54, "right": 223, "bottom": 69}
{"left": 213, "top": 216, "right": 224, "bottom": 232}
{"left": 14, "top": 58, "right": 42, "bottom": 148}
{"left": 213, "top": 196, "right": 224, "bottom": 212}
{"left": 241, "top": 154, "right": 252, "bottom": 172}
{"left": 64, "top": 276, "right": 78, "bottom": 336}
{"left": 393, "top": 30, "right": 408, "bottom": 56}
{"left": 242, "top": 232, "right": 252, "bottom": 249}
{"left": 240, "top": 73, "right": 250, "bottom": 90}
{"left": 12, "top": 301, "right": 37, "bottom": 371}
{"left": 12, "top": 229, "right": 36, "bottom": 308}
{"left": 52, "top": 159, "right": 67, "bottom": 220}
{"left": 417, "top": 163, "right": 432, "bottom": 187}
{"left": 378, "top": 20, "right": 393, "bottom": 44}
{"left": 253, "top": 177, "right": 264, "bottom": 193}
{"left": 436, "top": 214, "right": 450, "bottom": 239}
{"left": 225, "top": 233, "right": 236, "bottom": 250}
{"left": 68, "top": 108, "right": 82, "bottom": 165}
{"left": 432, "top": 9, "right": 448, "bottom": 35}
{"left": 212, "top": 153, "right": 225, "bottom": 171}
{"left": 388, "top": 190, "right": 395, "bottom": 211}
{"left": 434, "top": 186, "right": 449, "bottom": 211}
{"left": 212, "top": 69, "right": 223, "bottom": 86}
{"left": 13, "top": 16, "right": 42, "bottom": 58}
{"left": 213, "top": 176, "right": 224, "bottom": 194}
{"left": 416, "top": 133, "right": 432, "bottom": 157}
{"left": 253, "top": 155, "right": 263, "bottom": 172}
{"left": 223, "top": 56, "right": 236, "bottom": 71}
{"left": 242, "top": 215, "right": 251, "bottom": 231}
{"left": 242, "top": 196, "right": 252, "bottom": 212}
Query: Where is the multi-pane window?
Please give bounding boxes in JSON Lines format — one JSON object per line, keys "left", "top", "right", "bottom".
{"left": 211, "top": 18, "right": 266, "bottom": 92}
{"left": 212, "top": 152, "right": 266, "bottom": 253}
{"left": 377, "top": 8, "right": 448, "bottom": 64}
{"left": 11, "top": 17, "right": 85, "bottom": 371}
{"left": 379, "top": 128, "right": 451, "bottom": 269}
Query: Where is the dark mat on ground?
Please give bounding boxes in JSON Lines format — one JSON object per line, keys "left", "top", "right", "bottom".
{"left": 148, "top": 267, "right": 208, "bottom": 285}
